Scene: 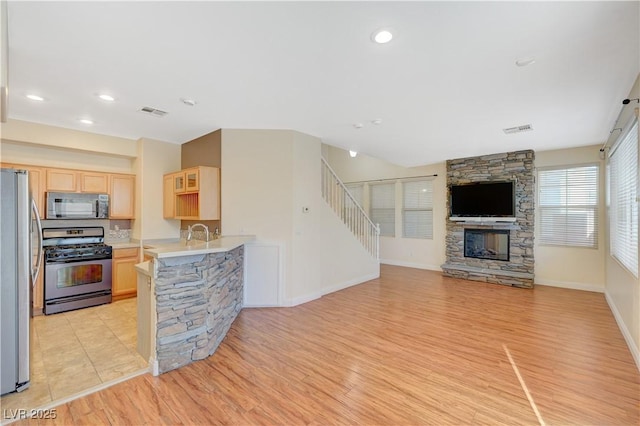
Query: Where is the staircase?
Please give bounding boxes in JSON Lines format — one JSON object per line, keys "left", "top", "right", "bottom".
{"left": 321, "top": 157, "right": 380, "bottom": 258}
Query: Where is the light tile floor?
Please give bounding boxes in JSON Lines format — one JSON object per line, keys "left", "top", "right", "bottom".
{"left": 0, "top": 298, "right": 147, "bottom": 415}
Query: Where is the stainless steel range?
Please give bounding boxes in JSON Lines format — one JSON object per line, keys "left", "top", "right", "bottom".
{"left": 42, "top": 227, "right": 112, "bottom": 315}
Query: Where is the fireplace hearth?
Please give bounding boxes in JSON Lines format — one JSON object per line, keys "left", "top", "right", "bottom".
{"left": 464, "top": 229, "right": 510, "bottom": 261}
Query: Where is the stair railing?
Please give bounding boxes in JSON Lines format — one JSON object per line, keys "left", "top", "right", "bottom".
{"left": 321, "top": 157, "right": 380, "bottom": 259}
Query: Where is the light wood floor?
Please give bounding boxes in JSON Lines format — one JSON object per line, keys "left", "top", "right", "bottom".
{"left": 14, "top": 265, "right": 640, "bottom": 425}
{"left": 0, "top": 298, "right": 146, "bottom": 417}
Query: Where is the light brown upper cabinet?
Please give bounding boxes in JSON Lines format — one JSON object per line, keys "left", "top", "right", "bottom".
{"left": 163, "top": 174, "right": 176, "bottom": 218}
{"left": 45, "top": 168, "right": 78, "bottom": 192}
{"left": 0, "top": 163, "right": 45, "bottom": 219}
{"left": 109, "top": 174, "right": 136, "bottom": 219}
{"left": 164, "top": 166, "right": 220, "bottom": 220}
{"left": 80, "top": 172, "right": 109, "bottom": 193}
{"left": 44, "top": 167, "right": 136, "bottom": 219}
{"left": 173, "top": 172, "right": 186, "bottom": 193}
{"left": 46, "top": 168, "right": 109, "bottom": 193}
{"left": 172, "top": 168, "right": 200, "bottom": 194}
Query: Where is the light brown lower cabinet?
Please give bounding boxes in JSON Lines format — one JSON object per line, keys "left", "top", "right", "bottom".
{"left": 112, "top": 247, "right": 140, "bottom": 301}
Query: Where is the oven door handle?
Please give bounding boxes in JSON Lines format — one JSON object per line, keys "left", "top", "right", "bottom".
{"left": 32, "top": 198, "right": 43, "bottom": 286}
{"left": 45, "top": 256, "right": 112, "bottom": 264}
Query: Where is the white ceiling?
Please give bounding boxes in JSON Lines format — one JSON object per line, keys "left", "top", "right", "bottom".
{"left": 6, "top": 1, "right": 639, "bottom": 167}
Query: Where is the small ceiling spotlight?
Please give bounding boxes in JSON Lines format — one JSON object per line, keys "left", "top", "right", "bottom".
{"left": 515, "top": 57, "right": 536, "bottom": 67}
{"left": 371, "top": 29, "right": 393, "bottom": 44}
{"left": 180, "top": 98, "right": 197, "bottom": 107}
{"left": 349, "top": 150, "right": 358, "bottom": 158}
{"left": 353, "top": 123, "right": 363, "bottom": 129}
{"left": 26, "top": 94, "right": 44, "bottom": 101}
{"left": 622, "top": 98, "right": 639, "bottom": 105}
{"left": 98, "top": 94, "right": 115, "bottom": 102}
{"left": 79, "top": 118, "right": 94, "bottom": 125}
{"left": 371, "top": 118, "right": 382, "bottom": 125}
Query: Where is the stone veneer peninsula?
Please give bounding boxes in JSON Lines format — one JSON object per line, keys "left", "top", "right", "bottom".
{"left": 142, "top": 236, "right": 254, "bottom": 374}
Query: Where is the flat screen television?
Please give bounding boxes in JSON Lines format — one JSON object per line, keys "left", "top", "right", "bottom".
{"left": 449, "top": 181, "right": 515, "bottom": 218}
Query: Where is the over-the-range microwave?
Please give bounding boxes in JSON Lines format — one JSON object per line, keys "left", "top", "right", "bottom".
{"left": 46, "top": 192, "right": 109, "bottom": 219}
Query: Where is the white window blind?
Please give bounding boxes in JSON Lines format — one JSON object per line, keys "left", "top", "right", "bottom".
{"left": 609, "top": 119, "right": 638, "bottom": 277}
{"left": 370, "top": 183, "right": 395, "bottom": 237}
{"left": 538, "top": 165, "right": 599, "bottom": 248}
{"left": 345, "top": 183, "right": 364, "bottom": 208}
{"left": 403, "top": 179, "right": 434, "bottom": 239}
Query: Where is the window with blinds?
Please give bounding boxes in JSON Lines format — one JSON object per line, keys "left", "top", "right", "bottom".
{"left": 538, "top": 165, "right": 599, "bottom": 248}
{"left": 403, "top": 179, "right": 434, "bottom": 239}
{"left": 345, "top": 183, "right": 364, "bottom": 208}
{"left": 370, "top": 183, "right": 395, "bottom": 237}
{"left": 609, "top": 119, "right": 638, "bottom": 277}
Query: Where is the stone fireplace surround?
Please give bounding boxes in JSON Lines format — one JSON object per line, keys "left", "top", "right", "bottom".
{"left": 441, "top": 150, "right": 535, "bottom": 288}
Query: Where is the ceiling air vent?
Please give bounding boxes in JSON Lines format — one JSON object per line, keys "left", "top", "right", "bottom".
{"left": 503, "top": 124, "right": 533, "bottom": 134}
{"left": 138, "top": 106, "right": 168, "bottom": 118}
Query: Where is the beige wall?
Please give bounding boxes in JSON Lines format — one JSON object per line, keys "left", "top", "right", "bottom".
{"left": 534, "top": 145, "right": 606, "bottom": 292}
{"left": 0, "top": 119, "right": 137, "bottom": 158}
{"left": 0, "top": 139, "right": 134, "bottom": 173}
{"left": 221, "top": 129, "right": 378, "bottom": 306}
{"left": 605, "top": 73, "right": 640, "bottom": 369}
{"left": 221, "top": 129, "right": 295, "bottom": 301}
{"left": 0, "top": 120, "right": 136, "bottom": 173}
{"left": 325, "top": 145, "right": 447, "bottom": 270}
{"left": 135, "top": 137, "right": 181, "bottom": 240}
{"left": 291, "top": 131, "right": 323, "bottom": 300}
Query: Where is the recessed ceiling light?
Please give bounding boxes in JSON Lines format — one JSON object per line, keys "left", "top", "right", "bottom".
{"left": 349, "top": 150, "right": 358, "bottom": 158}
{"left": 353, "top": 123, "right": 363, "bottom": 129}
{"left": 26, "top": 94, "right": 44, "bottom": 101}
{"left": 98, "top": 94, "right": 115, "bottom": 102}
{"left": 180, "top": 98, "right": 197, "bottom": 107}
{"left": 515, "top": 57, "right": 536, "bottom": 67}
{"left": 79, "top": 118, "right": 94, "bottom": 125}
{"left": 371, "top": 119, "right": 382, "bottom": 125}
{"left": 372, "top": 29, "right": 393, "bottom": 44}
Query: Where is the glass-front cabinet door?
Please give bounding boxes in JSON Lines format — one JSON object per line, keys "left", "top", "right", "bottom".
{"left": 174, "top": 173, "right": 185, "bottom": 193}
{"left": 185, "top": 169, "right": 199, "bottom": 192}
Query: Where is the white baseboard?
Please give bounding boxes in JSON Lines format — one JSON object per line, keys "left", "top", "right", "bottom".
{"left": 150, "top": 357, "right": 159, "bottom": 376}
{"left": 243, "top": 303, "right": 282, "bottom": 308}
{"left": 283, "top": 272, "right": 380, "bottom": 307}
{"left": 321, "top": 272, "right": 380, "bottom": 296}
{"left": 284, "top": 292, "right": 322, "bottom": 307}
{"left": 380, "top": 259, "right": 442, "bottom": 272}
{"left": 605, "top": 290, "right": 640, "bottom": 372}
{"left": 534, "top": 278, "right": 605, "bottom": 293}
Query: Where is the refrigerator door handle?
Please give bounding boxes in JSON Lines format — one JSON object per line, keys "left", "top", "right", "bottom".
{"left": 31, "top": 198, "right": 43, "bottom": 284}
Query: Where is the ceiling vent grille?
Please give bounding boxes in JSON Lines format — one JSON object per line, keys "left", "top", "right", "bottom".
{"left": 138, "top": 106, "right": 168, "bottom": 117}
{"left": 503, "top": 124, "right": 533, "bottom": 134}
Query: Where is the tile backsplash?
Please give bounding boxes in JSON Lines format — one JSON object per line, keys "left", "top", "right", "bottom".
{"left": 108, "top": 228, "right": 132, "bottom": 240}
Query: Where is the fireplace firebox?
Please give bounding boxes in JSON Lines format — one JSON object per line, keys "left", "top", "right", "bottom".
{"left": 464, "top": 229, "right": 510, "bottom": 261}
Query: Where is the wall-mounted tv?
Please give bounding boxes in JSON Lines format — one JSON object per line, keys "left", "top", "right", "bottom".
{"left": 449, "top": 181, "right": 515, "bottom": 218}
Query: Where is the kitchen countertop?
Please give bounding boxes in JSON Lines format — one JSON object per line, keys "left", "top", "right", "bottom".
{"left": 135, "top": 260, "right": 151, "bottom": 276}
{"left": 143, "top": 235, "right": 255, "bottom": 259}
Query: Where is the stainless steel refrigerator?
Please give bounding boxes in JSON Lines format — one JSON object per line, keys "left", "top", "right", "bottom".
{"left": 1, "top": 168, "right": 42, "bottom": 395}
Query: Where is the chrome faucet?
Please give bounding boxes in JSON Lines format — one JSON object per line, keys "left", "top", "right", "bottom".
{"left": 187, "top": 223, "right": 210, "bottom": 242}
